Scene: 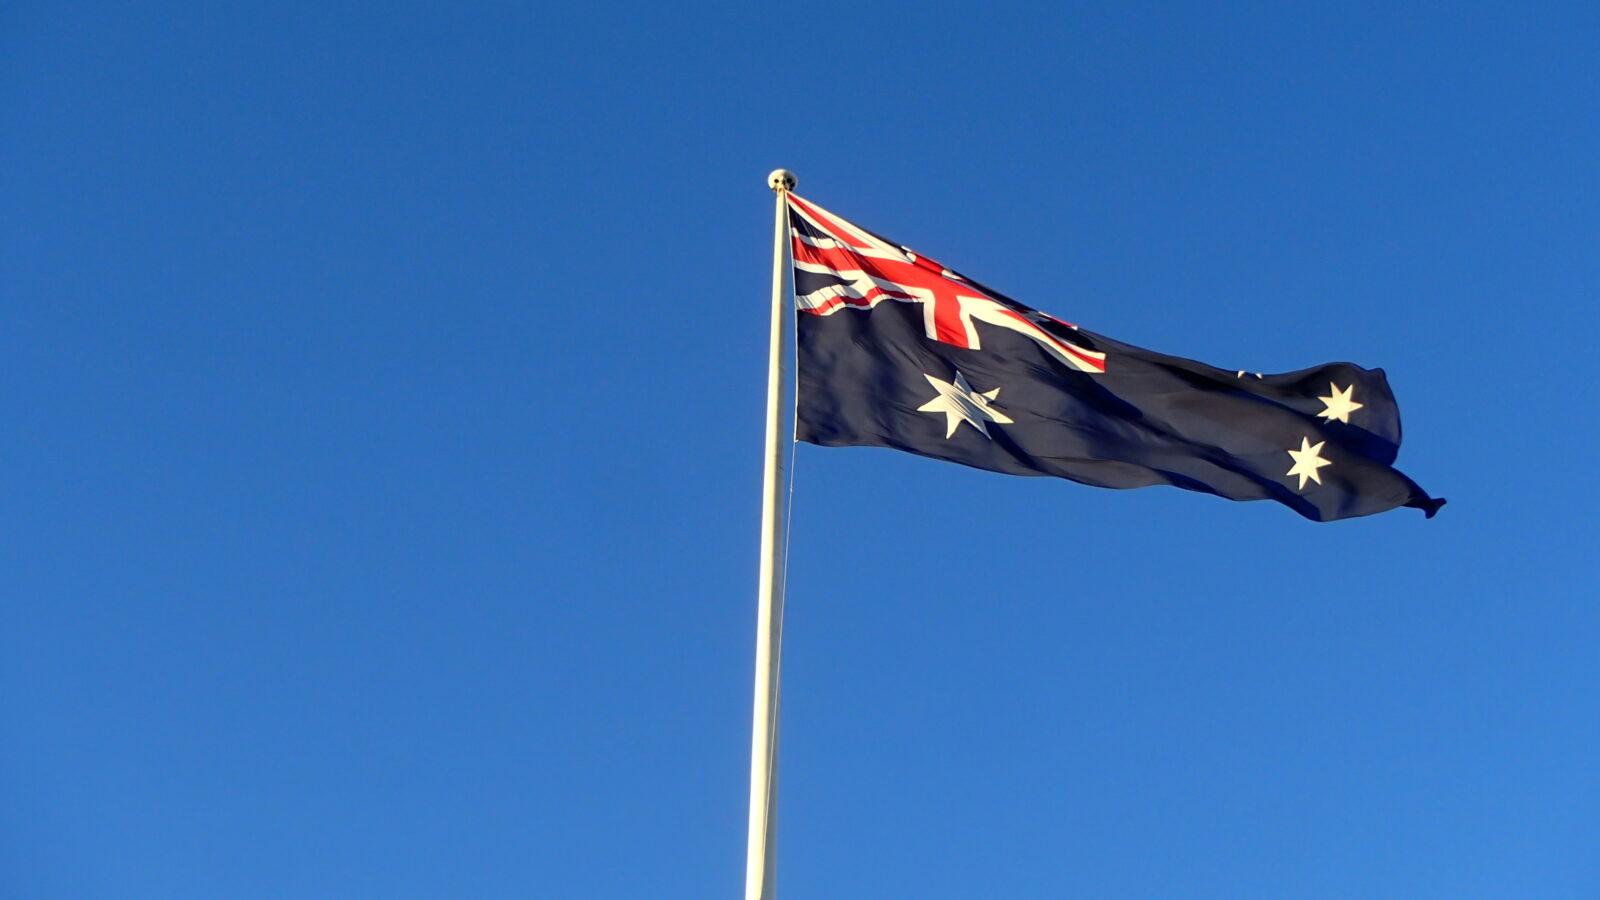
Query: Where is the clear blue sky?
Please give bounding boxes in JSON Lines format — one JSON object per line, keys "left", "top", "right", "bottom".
{"left": 4, "top": 3, "right": 1597, "bottom": 897}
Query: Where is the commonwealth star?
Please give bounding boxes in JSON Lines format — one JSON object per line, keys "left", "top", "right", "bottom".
{"left": 918, "top": 371, "right": 1013, "bottom": 439}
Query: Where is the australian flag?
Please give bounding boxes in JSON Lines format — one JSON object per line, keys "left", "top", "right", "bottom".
{"left": 787, "top": 192, "right": 1443, "bottom": 522}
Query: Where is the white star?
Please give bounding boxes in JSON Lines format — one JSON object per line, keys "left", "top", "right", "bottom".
{"left": 1286, "top": 436, "right": 1333, "bottom": 490}
{"left": 918, "top": 370, "right": 1014, "bottom": 439}
{"left": 1317, "top": 382, "right": 1363, "bottom": 423}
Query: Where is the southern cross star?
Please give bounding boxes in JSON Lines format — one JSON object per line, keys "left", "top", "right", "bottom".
{"left": 1286, "top": 437, "right": 1333, "bottom": 490}
{"left": 918, "top": 370, "right": 1013, "bottom": 439}
{"left": 1317, "top": 382, "right": 1363, "bottom": 423}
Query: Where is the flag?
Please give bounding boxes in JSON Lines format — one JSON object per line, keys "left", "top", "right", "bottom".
{"left": 787, "top": 193, "right": 1444, "bottom": 522}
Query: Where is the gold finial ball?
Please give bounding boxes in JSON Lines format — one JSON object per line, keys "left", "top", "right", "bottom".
{"left": 767, "top": 169, "right": 797, "bottom": 192}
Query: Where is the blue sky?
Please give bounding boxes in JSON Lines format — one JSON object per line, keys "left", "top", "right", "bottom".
{"left": 3, "top": 3, "right": 1597, "bottom": 897}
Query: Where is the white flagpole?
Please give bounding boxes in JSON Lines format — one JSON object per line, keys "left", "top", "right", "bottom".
{"left": 744, "top": 169, "right": 796, "bottom": 900}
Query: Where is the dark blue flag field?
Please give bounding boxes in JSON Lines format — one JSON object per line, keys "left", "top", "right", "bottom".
{"left": 788, "top": 193, "right": 1443, "bottom": 522}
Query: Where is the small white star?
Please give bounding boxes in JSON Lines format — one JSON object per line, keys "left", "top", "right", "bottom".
{"left": 1316, "top": 382, "right": 1363, "bottom": 423}
{"left": 918, "top": 371, "right": 1014, "bottom": 439}
{"left": 1286, "top": 437, "right": 1333, "bottom": 490}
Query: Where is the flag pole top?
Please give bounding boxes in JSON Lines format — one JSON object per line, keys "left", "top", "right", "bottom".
{"left": 767, "top": 169, "right": 797, "bottom": 192}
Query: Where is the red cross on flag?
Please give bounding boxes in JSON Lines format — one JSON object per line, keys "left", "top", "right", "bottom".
{"left": 786, "top": 192, "right": 1108, "bottom": 374}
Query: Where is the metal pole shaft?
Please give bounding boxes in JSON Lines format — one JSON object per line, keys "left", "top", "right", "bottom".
{"left": 744, "top": 170, "right": 795, "bottom": 900}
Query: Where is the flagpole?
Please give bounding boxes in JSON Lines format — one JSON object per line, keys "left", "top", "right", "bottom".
{"left": 744, "top": 168, "right": 795, "bottom": 900}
